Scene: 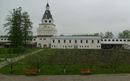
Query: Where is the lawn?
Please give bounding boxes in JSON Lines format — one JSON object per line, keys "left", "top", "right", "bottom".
{"left": 0, "top": 49, "right": 130, "bottom": 75}
{"left": 0, "top": 48, "right": 40, "bottom": 61}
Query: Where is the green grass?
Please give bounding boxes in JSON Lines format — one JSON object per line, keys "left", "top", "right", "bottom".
{"left": 0, "top": 48, "right": 40, "bottom": 62}
{"left": 0, "top": 49, "right": 130, "bottom": 75}
{"left": 0, "top": 48, "right": 39, "bottom": 58}
{"left": 1, "top": 64, "right": 130, "bottom": 75}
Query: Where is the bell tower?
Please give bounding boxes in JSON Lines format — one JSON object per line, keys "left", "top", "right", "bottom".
{"left": 37, "top": 3, "right": 57, "bottom": 48}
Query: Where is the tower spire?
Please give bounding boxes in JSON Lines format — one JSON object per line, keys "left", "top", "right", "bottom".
{"left": 46, "top": 2, "right": 50, "bottom": 10}
{"left": 42, "top": 2, "right": 53, "bottom": 23}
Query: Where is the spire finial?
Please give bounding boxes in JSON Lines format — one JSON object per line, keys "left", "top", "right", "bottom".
{"left": 46, "top": 2, "right": 50, "bottom": 10}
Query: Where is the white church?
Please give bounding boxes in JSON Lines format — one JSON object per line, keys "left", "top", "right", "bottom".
{"left": 0, "top": 3, "right": 130, "bottom": 49}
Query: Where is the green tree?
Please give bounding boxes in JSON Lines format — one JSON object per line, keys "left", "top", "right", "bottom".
{"left": 4, "top": 7, "right": 32, "bottom": 48}
{"left": 118, "top": 30, "right": 130, "bottom": 38}
{"left": 104, "top": 32, "right": 114, "bottom": 38}
{"left": 99, "top": 32, "right": 104, "bottom": 38}
{"left": 22, "top": 12, "right": 33, "bottom": 47}
{"left": 4, "top": 7, "right": 23, "bottom": 47}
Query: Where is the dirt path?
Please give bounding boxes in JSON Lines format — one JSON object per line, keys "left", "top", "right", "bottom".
{"left": 0, "top": 74, "right": 130, "bottom": 81}
{"left": 0, "top": 49, "right": 43, "bottom": 69}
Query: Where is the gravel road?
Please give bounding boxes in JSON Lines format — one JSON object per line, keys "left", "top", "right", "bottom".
{"left": 0, "top": 74, "right": 130, "bottom": 81}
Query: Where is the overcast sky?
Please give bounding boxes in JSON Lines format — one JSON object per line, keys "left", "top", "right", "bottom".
{"left": 0, "top": 0, "right": 130, "bottom": 36}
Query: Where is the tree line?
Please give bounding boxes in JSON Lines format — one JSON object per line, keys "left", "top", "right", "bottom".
{"left": 97, "top": 30, "right": 130, "bottom": 38}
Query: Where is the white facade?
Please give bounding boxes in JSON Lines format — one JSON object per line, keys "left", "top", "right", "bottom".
{"left": 51, "top": 36, "right": 101, "bottom": 49}
{"left": 36, "top": 3, "right": 57, "bottom": 48}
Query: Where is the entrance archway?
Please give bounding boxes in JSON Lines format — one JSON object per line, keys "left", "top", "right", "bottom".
{"left": 43, "top": 44, "right": 47, "bottom": 48}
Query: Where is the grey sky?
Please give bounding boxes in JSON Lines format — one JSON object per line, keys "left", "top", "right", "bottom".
{"left": 0, "top": 0, "right": 130, "bottom": 36}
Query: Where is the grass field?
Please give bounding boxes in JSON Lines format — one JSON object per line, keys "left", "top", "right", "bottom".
{"left": 0, "top": 49, "right": 130, "bottom": 75}
{"left": 0, "top": 48, "right": 40, "bottom": 61}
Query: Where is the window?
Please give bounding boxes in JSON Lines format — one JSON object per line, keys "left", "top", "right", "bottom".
{"left": 49, "top": 20, "right": 51, "bottom": 23}
{"left": 75, "top": 40, "right": 77, "bottom": 43}
{"left": 4, "top": 39, "right": 6, "bottom": 40}
{"left": 128, "top": 40, "right": 130, "bottom": 42}
{"left": 64, "top": 40, "right": 66, "bottom": 43}
{"left": 40, "top": 38, "right": 42, "bottom": 40}
{"left": 53, "top": 40, "right": 55, "bottom": 43}
{"left": 43, "top": 38, "right": 46, "bottom": 40}
{"left": 58, "top": 40, "right": 60, "bottom": 43}
{"left": 120, "top": 40, "right": 122, "bottom": 41}
{"left": 124, "top": 40, "right": 126, "bottom": 42}
{"left": 116, "top": 39, "right": 118, "bottom": 41}
{"left": 86, "top": 40, "right": 88, "bottom": 43}
{"left": 45, "top": 20, "right": 47, "bottom": 23}
{"left": 108, "top": 39, "right": 111, "bottom": 41}
{"left": 80, "top": 40, "right": 83, "bottom": 43}
{"left": 92, "top": 40, "right": 94, "bottom": 43}
{"left": 1, "top": 39, "right": 3, "bottom": 40}
{"left": 112, "top": 39, "right": 115, "bottom": 41}
{"left": 69, "top": 40, "right": 71, "bottom": 43}
{"left": 97, "top": 40, "right": 100, "bottom": 43}
{"left": 104, "top": 39, "right": 107, "bottom": 41}
{"left": 33, "top": 39, "right": 36, "bottom": 41}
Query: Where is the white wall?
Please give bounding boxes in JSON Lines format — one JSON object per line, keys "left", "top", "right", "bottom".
{"left": 51, "top": 37, "right": 101, "bottom": 49}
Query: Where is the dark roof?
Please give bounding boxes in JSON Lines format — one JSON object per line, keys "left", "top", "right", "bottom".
{"left": 46, "top": 3, "right": 49, "bottom": 7}
{"left": 42, "top": 10, "right": 53, "bottom": 19}
{"left": 42, "top": 3, "right": 53, "bottom": 19}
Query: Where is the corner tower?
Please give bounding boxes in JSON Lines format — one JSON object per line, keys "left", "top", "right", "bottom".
{"left": 37, "top": 3, "right": 57, "bottom": 48}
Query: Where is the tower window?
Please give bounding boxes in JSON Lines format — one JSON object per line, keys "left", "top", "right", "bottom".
{"left": 86, "top": 40, "right": 88, "bottom": 43}
{"left": 40, "top": 38, "right": 42, "bottom": 40}
{"left": 45, "top": 20, "right": 47, "bottom": 23}
{"left": 53, "top": 40, "right": 55, "bottom": 43}
{"left": 58, "top": 40, "right": 60, "bottom": 43}
{"left": 49, "top": 20, "right": 51, "bottom": 23}
{"left": 97, "top": 40, "right": 100, "bottom": 43}
{"left": 75, "top": 40, "right": 77, "bottom": 43}
{"left": 64, "top": 40, "right": 66, "bottom": 43}
{"left": 69, "top": 40, "right": 71, "bottom": 43}
{"left": 92, "top": 40, "right": 94, "bottom": 43}
{"left": 80, "top": 40, "right": 83, "bottom": 43}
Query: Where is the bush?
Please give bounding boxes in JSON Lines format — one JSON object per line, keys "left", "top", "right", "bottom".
{"left": 12, "top": 46, "right": 26, "bottom": 54}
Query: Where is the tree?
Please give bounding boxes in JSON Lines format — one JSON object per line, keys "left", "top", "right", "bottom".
{"left": 99, "top": 32, "right": 104, "bottom": 38}
{"left": 104, "top": 32, "right": 114, "bottom": 38}
{"left": 4, "top": 7, "right": 23, "bottom": 47}
{"left": 22, "top": 12, "right": 33, "bottom": 47}
{"left": 118, "top": 30, "right": 130, "bottom": 38}
{"left": 4, "top": 7, "right": 32, "bottom": 47}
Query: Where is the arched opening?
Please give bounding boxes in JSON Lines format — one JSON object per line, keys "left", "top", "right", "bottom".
{"left": 43, "top": 44, "right": 47, "bottom": 48}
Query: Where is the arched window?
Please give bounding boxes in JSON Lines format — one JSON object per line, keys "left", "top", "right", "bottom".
{"left": 45, "top": 20, "right": 47, "bottom": 23}
{"left": 49, "top": 20, "right": 51, "bottom": 23}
